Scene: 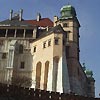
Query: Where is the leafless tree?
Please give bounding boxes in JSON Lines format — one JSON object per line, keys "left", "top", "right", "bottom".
{"left": 12, "top": 75, "right": 32, "bottom": 87}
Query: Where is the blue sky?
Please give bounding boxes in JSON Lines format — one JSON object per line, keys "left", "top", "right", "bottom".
{"left": 0, "top": 0, "right": 100, "bottom": 97}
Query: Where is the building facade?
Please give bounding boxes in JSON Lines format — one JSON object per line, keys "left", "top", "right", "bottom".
{"left": 0, "top": 5, "right": 95, "bottom": 97}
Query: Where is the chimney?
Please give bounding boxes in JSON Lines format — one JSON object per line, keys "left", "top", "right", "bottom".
{"left": 19, "top": 9, "right": 23, "bottom": 21}
{"left": 46, "top": 26, "right": 49, "bottom": 31}
{"left": 9, "top": 9, "right": 13, "bottom": 20}
{"left": 54, "top": 16, "right": 58, "bottom": 26}
{"left": 37, "top": 13, "right": 41, "bottom": 21}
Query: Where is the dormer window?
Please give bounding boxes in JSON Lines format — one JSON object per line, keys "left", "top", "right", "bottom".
{"left": 20, "top": 61, "right": 25, "bottom": 69}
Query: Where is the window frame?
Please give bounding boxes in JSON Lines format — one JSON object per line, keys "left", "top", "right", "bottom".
{"left": 54, "top": 38, "right": 59, "bottom": 45}
{"left": 20, "top": 61, "right": 25, "bottom": 69}
{"left": 43, "top": 41, "right": 46, "bottom": 48}
{"left": 33, "top": 46, "right": 36, "bottom": 53}
{"left": 63, "top": 23, "right": 68, "bottom": 27}
{"left": 48, "top": 39, "right": 51, "bottom": 47}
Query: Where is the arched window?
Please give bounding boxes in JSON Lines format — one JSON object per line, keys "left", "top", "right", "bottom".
{"left": 44, "top": 61, "right": 49, "bottom": 90}
{"left": 36, "top": 62, "right": 42, "bottom": 89}
{"left": 52, "top": 56, "right": 59, "bottom": 91}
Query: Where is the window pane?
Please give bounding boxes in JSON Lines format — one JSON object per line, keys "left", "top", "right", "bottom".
{"left": 55, "top": 38, "right": 59, "bottom": 45}
{"left": 48, "top": 40, "right": 51, "bottom": 46}
{"left": 43, "top": 42, "right": 46, "bottom": 48}
{"left": 63, "top": 23, "right": 68, "bottom": 27}
{"left": 19, "top": 45, "right": 23, "bottom": 54}
{"left": 20, "top": 62, "right": 25, "bottom": 69}
{"left": 33, "top": 47, "right": 36, "bottom": 52}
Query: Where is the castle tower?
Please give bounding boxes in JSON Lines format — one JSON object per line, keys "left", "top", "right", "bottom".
{"left": 59, "top": 5, "right": 80, "bottom": 60}
{"left": 54, "top": 5, "right": 86, "bottom": 95}
{"left": 85, "top": 70, "right": 95, "bottom": 97}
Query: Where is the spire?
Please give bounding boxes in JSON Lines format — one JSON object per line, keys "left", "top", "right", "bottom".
{"left": 9, "top": 9, "right": 13, "bottom": 20}
{"left": 19, "top": 9, "right": 23, "bottom": 21}
{"left": 37, "top": 13, "right": 41, "bottom": 21}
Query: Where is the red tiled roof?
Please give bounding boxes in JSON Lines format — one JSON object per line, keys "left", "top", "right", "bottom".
{"left": 25, "top": 18, "right": 53, "bottom": 27}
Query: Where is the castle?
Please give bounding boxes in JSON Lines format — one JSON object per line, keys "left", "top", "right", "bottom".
{"left": 0, "top": 4, "right": 95, "bottom": 97}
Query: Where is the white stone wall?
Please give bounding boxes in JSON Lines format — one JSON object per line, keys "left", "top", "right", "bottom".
{"left": 30, "top": 32, "right": 70, "bottom": 93}
{"left": 0, "top": 39, "right": 33, "bottom": 83}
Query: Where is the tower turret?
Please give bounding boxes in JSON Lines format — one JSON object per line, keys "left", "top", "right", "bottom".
{"left": 60, "top": 5, "right": 76, "bottom": 19}
{"left": 58, "top": 4, "right": 80, "bottom": 60}
{"left": 85, "top": 69, "right": 95, "bottom": 97}
{"left": 55, "top": 4, "right": 84, "bottom": 95}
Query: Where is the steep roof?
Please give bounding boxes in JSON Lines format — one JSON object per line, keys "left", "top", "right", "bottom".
{"left": 0, "top": 16, "right": 33, "bottom": 27}
{"left": 39, "top": 24, "right": 65, "bottom": 38}
{"left": 30, "top": 24, "right": 66, "bottom": 43}
{"left": 0, "top": 16, "right": 53, "bottom": 28}
{"left": 25, "top": 18, "right": 53, "bottom": 27}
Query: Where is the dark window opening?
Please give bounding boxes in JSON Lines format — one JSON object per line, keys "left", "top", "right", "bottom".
{"left": 25, "top": 29, "right": 33, "bottom": 38}
{"left": 20, "top": 62, "right": 25, "bottom": 69}
{"left": 43, "top": 42, "right": 46, "bottom": 48}
{"left": 63, "top": 23, "right": 68, "bottom": 27}
{"left": 7, "top": 29, "right": 15, "bottom": 37}
{"left": 33, "top": 46, "right": 36, "bottom": 52}
{"left": 19, "top": 45, "right": 23, "bottom": 54}
{"left": 0, "top": 29, "right": 6, "bottom": 37}
{"left": 16, "top": 29, "right": 24, "bottom": 37}
{"left": 48, "top": 40, "right": 51, "bottom": 46}
{"left": 55, "top": 38, "right": 59, "bottom": 45}
{"left": 2, "top": 53, "right": 7, "bottom": 59}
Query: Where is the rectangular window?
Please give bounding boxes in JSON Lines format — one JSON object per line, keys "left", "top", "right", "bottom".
{"left": 33, "top": 46, "right": 36, "bottom": 52}
{"left": 20, "top": 62, "right": 25, "bottom": 69}
{"left": 2, "top": 53, "right": 7, "bottom": 59}
{"left": 19, "top": 45, "right": 23, "bottom": 54}
{"left": 43, "top": 42, "right": 46, "bottom": 48}
{"left": 48, "top": 40, "right": 51, "bottom": 47}
{"left": 55, "top": 38, "right": 59, "bottom": 45}
{"left": 63, "top": 23, "right": 68, "bottom": 27}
